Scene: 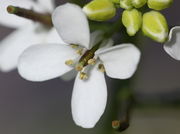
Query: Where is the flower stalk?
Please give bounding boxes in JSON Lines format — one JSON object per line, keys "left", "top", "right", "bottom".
{"left": 7, "top": 5, "right": 53, "bottom": 27}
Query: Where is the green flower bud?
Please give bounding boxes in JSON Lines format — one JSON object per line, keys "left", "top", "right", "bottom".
{"left": 120, "top": 0, "right": 133, "bottom": 9}
{"left": 132, "top": 0, "right": 147, "bottom": 8}
{"left": 83, "top": 0, "right": 116, "bottom": 21}
{"left": 110, "top": 0, "right": 120, "bottom": 4}
{"left": 142, "top": 11, "right": 169, "bottom": 43}
{"left": 122, "top": 9, "right": 142, "bottom": 36}
{"left": 148, "top": 0, "right": 173, "bottom": 10}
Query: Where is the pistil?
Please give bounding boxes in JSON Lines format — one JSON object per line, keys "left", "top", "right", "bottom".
{"left": 76, "top": 41, "right": 102, "bottom": 71}
{"left": 7, "top": 5, "right": 53, "bottom": 27}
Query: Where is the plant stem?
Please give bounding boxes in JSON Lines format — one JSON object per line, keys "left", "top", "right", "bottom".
{"left": 7, "top": 5, "right": 53, "bottom": 27}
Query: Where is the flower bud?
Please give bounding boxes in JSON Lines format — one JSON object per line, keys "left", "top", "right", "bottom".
{"left": 83, "top": 0, "right": 116, "bottom": 21}
{"left": 132, "top": 0, "right": 147, "bottom": 8}
{"left": 148, "top": 0, "right": 173, "bottom": 10}
{"left": 122, "top": 9, "right": 142, "bottom": 36}
{"left": 142, "top": 11, "right": 169, "bottom": 43}
{"left": 120, "top": 0, "right": 133, "bottom": 9}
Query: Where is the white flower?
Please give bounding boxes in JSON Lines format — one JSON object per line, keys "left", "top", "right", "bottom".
{"left": 0, "top": 0, "right": 64, "bottom": 72}
{"left": 17, "top": 3, "right": 141, "bottom": 128}
{"left": 164, "top": 26, "right": 180, "bottom": 60}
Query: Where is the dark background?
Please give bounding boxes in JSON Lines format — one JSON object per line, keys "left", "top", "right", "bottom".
{"left": 0, "top": 0, "right": 180, "bottom": 134}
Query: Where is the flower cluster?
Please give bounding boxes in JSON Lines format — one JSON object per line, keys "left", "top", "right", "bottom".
{"left": 0, "top": 0, "right": 179, "bottom": 131}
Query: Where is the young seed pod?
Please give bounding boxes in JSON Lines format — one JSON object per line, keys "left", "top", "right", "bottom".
{"left": 83, "top": 0, "right": 116, "bottom": 21}
{"left": 148, "top": 0, "right": 173, "bottom": 10}
{"left": 122, "top": 9, "right": 142, "bottom": 36}
{"left": 142, "top": 11, "right": 169, "bottom": 43}
{"left": 120, "top": 0, "right": 133, "bottom": 9}
{"left": 132, "top": 0, "right": 147, "bottom": 8}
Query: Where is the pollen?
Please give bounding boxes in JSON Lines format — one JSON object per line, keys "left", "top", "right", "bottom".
{"left": 75, "top": 64, "right": 83, "bottom": 71}
{"left": 76, "top": 48, "right": 84, "bottom": 55}
{"left": 70, "top": 44, "right": 79, "bottom": 49}
{"left": 79, "top": 72, "right": 88, "bottom": 80}
{"left": 65, "top": 59, "right": 74, "bottom": 66}
{"left": 98, "top": 64, "right": 105, "bottom": 72}
{"left": 88, "top": 58, "right": 96, "bottom": 65}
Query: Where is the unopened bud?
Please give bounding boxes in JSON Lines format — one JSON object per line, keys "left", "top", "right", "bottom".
{"left": 148, "top": 0, "right": 173, "bottom": 10}
{"left": 132, "top": 0, "right": 147, "bottom": 8}
{"left": 120, "top": 0, "right": 133, "bottom": 10}
{"left": 122, "top": 9, "right": 142, "bottom": 36}
{"left": 142, "top": 11, "right": 169, "bottom": 43}
{"left": 83, "top": 0, "right": 116, "bottom": 21}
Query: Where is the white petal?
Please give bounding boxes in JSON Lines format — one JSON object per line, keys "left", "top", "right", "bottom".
{"left": 164, "top": 26, "right": 180, "bottom": 60}
{"left": 37, "top": 0, "right": 55, "bottom": 12}
{"left": 89, "top": 31, "right": 103, "bottom": 49}
{"left": 52, "top": 3, "right": 90, "bottom": 49}
{"left": 60, "top": 69, "right": 77, "bottom": 81}
{"left": 18, "top": 44, "right": 78, "bottom": 81}
{"left": 0, "top": 24, "right": 46, "bottom": 72}
{"left": 71, "top": 67, "right": 107, "bottom": 128}
{"left": 98, "top": 44, "right": 141, "bottom": 79}
{"left": 46, "top": 28, "right": 67, "bottom": 44}
{"left": 95, "top": 38, "right": 114, "bottom": 55}
{"left": 0, "top": 0, "right": 36, "bottom": 28}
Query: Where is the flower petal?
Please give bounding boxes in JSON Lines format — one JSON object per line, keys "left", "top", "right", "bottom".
{"left": 18, "top": 44, "right": 78, "bottom": 81}
{"left": 46, "top": 28, "right": 67, "bottom": 44}
{"left": 89, "top": 30, "right": 103, "bottom": 49}
{"left": 37, "top": 0, "right": 55, "bottom": 12}
{"left": 60, "top": 69, "right": 77, "bottom": 81}
{"left": 0, "top": 0, "right": 36, "bottom": 28}
{"left": 0, "top": 24, "right": 46, "bottom": 72}
{"left": 95, "top": 38, "right": 114, "bottom": 55}
{"left": 52, "top": 3, "right": 90, "bottom": 49}
{"left": 164, "top": 26, "right": 180, "bottom": 60}
{"left": 71, "top": 67, "right": 107, "bottom": 128}
{"left": 97, "top": 44, "right": 141, "bottom": 79}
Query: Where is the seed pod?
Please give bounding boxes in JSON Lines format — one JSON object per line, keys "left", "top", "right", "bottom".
{"left": 83, "top": 0, "right": 116, "bottom": 21}
{"left": 142, "top": 11, "right": 169, "bottom": 43}
{"left": 148, "top": 0, "right": 173, "bottom": 10}
{"left": 122, "top": 9, "right": 142, "bottom": 36}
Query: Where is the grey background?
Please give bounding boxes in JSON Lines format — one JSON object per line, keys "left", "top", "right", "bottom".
{"left": 0, "top": 0, "right": 180, "bottom": 134}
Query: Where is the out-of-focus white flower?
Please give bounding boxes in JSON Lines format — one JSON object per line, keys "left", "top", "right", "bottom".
{"left": 164, "top": 26, "right": 180, "bottom": 60}
{"left": 0, "top": 0, "right": 64, "bottom": 72}
{"left": 17, "top": 3, "right": 141, "bottom": 128}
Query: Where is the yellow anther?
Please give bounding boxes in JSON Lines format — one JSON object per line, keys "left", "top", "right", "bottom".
{"left": 75, "top": 64, "right": 83, "bottom": 71}
{"left": 65, "top": 60, "right": 74, "bottom": 66}
{"left": 76, "top": 48, "right": 84, "bottom": 55}
{"left": 79, "top": 72, "right": 88, "bottom": 80}
{"left": 98, "top": 64, "right": 105, "bottom": 72}
{"left": 70, "top": 44, "right": 79, "bottom": 49}
{"left": 88, "top": 58, "right": 96, "bottom": 65}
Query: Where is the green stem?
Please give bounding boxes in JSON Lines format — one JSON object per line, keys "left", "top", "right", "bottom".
{"left": 7, "top": 5, "right": 53, "bottom": 27}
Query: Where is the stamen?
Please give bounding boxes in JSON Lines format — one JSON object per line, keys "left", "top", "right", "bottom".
{"left": 98, "top": 64, "right": 105, "bottom": 72}
{"left": 88, "top": 58, "right": 96, "bottom": 65}
{"left": 79, "top": 72, "right": 88, "bottom": 80}
{"left": 65, "top": 59, "right": 74, "bottom": 66}
{"left": 75, "top": 63, "right": 83, "bottom": 71}
{"left": 70, "top": 44, "right": 79, "bottom": 49}
{"left": 76, "top": 48, "right": 84, "bottom": 55}
{"left": 7, "top": 5, "right": 52, "bottom": 27}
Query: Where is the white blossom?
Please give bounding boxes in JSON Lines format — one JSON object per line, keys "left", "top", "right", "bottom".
{"left": 164, "top": 26, "right": 180, "bottom": 60}
{"left": 0, "top": 0, "right": 64, "bottom": 72}
{"left": 17, "top": 3, "right": 141, "bottom": 128}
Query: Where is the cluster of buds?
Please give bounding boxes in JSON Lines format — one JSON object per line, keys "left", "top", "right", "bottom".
{"left": 83, "top": 0, "right": 173, "bottom": 43}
